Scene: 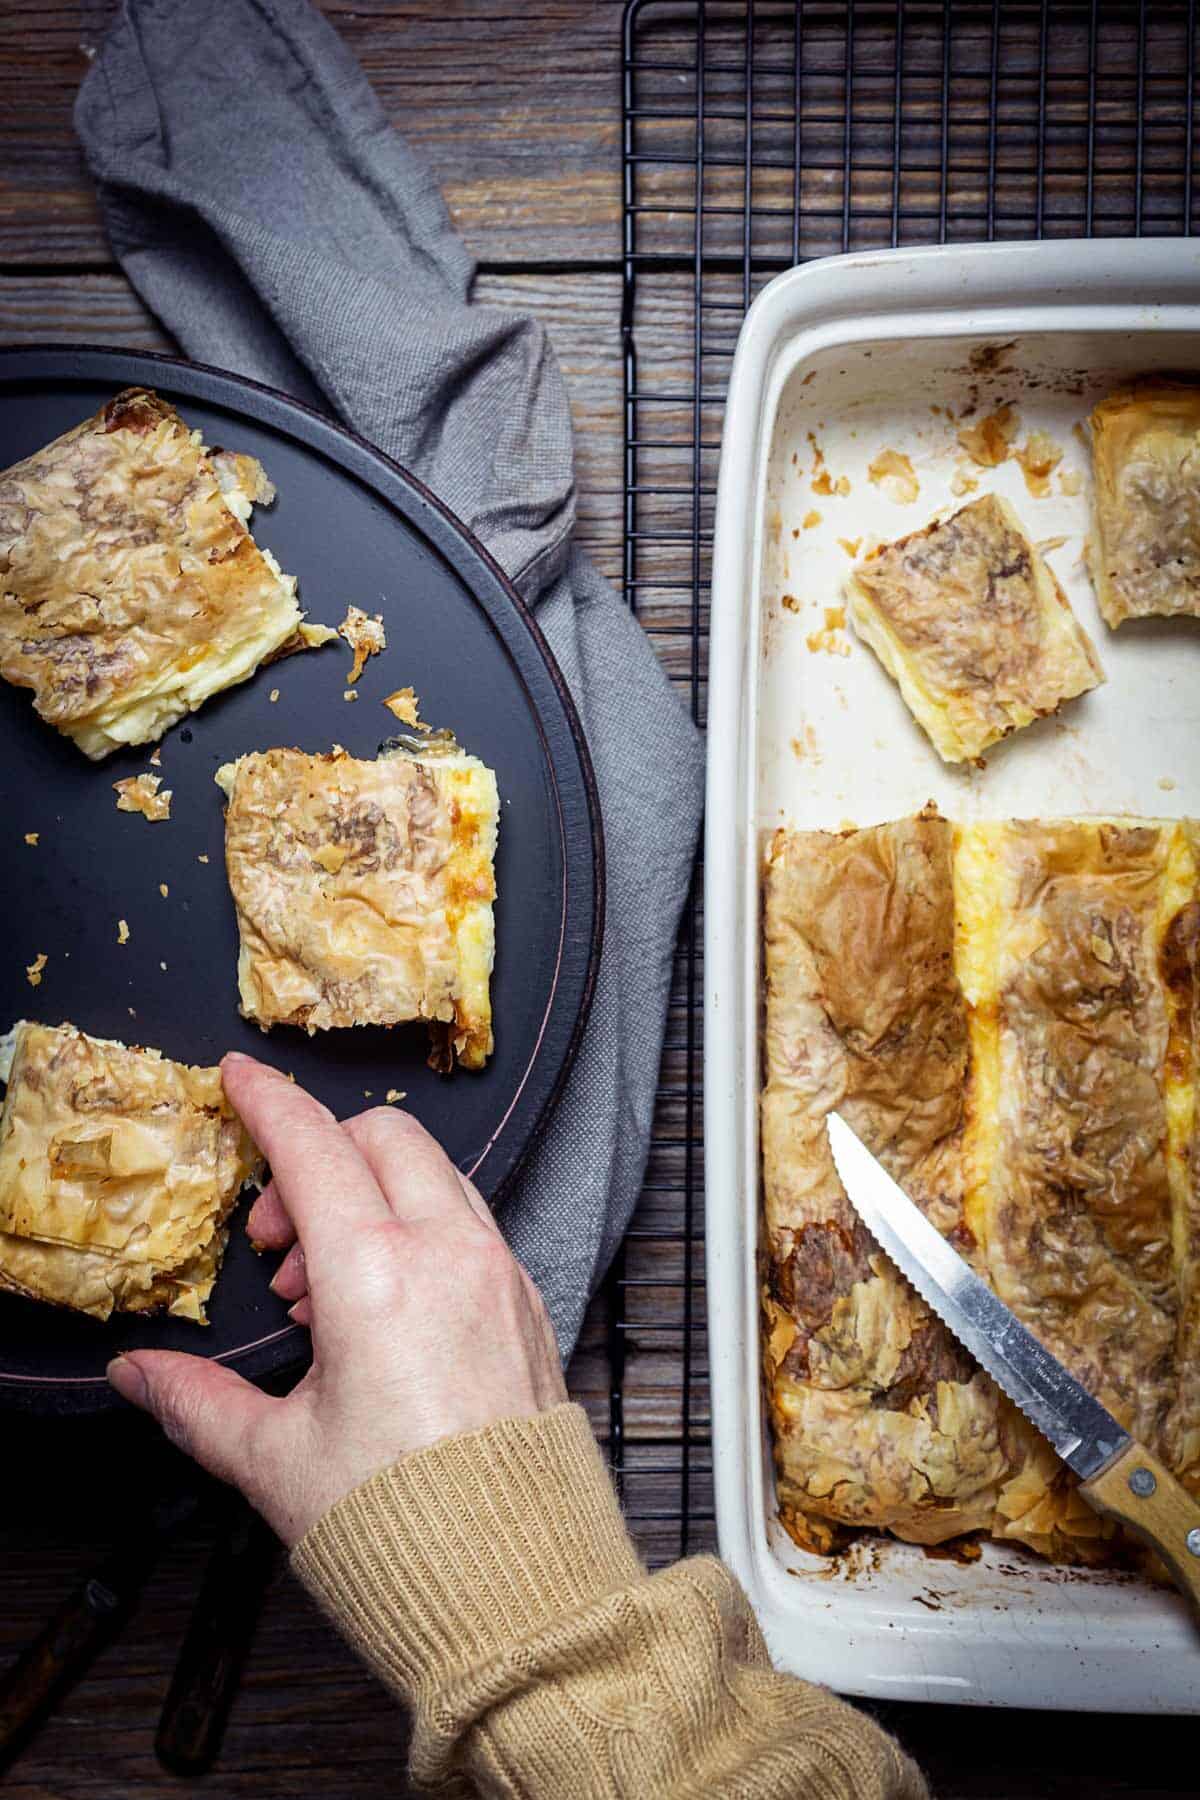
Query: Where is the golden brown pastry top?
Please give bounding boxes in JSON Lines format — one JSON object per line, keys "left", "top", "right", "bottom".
{"left": 0, "top": 1020, "right": 259, "bottom": 1321}
{"left": 848, "top": 494, "right": 1103, "bottom": 762}
{"left": 761, "top": 813, "right": 1199, "bottom": 1563}
{"left": 0, "top": 388, "right": 300, "bottom": 757}
{"left": 218, "top": 746, "right": 497, "bottom": 1067}
{"left": 1090, "top": 383, "right": 1200, "bottom": 625}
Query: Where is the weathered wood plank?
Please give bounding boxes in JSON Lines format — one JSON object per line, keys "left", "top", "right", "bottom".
{"left": 0, "top": 1, "right": 626, "bottom": 268}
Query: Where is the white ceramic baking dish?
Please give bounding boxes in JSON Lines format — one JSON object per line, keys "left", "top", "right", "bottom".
{"left": 705, "top": 238, "right": 1200, "bottom": 1713}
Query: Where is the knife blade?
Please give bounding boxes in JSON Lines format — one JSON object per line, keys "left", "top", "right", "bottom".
{"left": 826, "top": 1110, "right": 1200, "bottom": 1616}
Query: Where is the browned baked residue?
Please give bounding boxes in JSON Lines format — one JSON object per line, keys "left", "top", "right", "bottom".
{"left": 790, "top": 724, "right": 822, "bottom": 764}
{"left": 802, "top": 509, "right": 822, "bottom": 530}
{"left": 781, "top": 593, "right": 801, "bottom": 614}
{"left": 837, "top": 537, "right": 861, "bottom": 558}
{"left": 968, "top": 340, "right": 1017, "bottom": 375}
{"left": 867, "top": 449, "right": 919, "bottom": 504}
{"left": 25, "top": 952, "right": 47, "bottom": 988}
{"left": 1013, "top": 428, "right": 1063, "bottom": 498}
{"left": 957, "top": 404, "right": 1019, "bottom": 468}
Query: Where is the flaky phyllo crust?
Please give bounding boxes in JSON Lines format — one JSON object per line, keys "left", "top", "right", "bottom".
{"left": 1089, "top": 383, "right": 1200, "bottom": 626}
{"left": 217, "top": 745, "right": 498, "bottom": 1070}
{"left": 0, "top": 1022, "right": 261, "bottom": 1323}
{"left": 847, "top": 495, "right": 1104, "bottom": 763}
{"left": 0, "top": 388, "right": 303, "bottom": 757}
{"left": 762, "top": 813, "right": 1200, "bottom": 1562}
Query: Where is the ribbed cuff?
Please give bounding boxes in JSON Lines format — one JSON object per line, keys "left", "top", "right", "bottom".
{"left": 291, "top": 1404, "right": 640, "bottom": 1701}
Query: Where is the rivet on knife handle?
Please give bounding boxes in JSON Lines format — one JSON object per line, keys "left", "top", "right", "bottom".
{"left": 1081, "top": 1442, "right": 1200, "bottom": 1620}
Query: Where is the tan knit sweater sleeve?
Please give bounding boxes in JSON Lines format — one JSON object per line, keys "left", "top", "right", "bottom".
{"left": 292, "top": 1404, "right": 926, "bottom": 1799}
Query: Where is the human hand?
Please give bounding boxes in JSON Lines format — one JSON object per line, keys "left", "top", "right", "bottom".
{"left": 107, "top": 1053, "right": 566, "bottom": 1546}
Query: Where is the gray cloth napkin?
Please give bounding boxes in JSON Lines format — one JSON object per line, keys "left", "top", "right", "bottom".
{"left": 75, "top": 0, "right": 703, "bottom": 1356}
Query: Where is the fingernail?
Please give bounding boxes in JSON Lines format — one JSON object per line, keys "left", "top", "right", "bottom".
{"left": 269, "top": 1249, "right": 303, "bottom": 1295}
{"left": 107, "top": 1355, "right": 149, "bottom": 1409}
{"left": 222, "top": 1051, "right": 250, "bottom": 1067}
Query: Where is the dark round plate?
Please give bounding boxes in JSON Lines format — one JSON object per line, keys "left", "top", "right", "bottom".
{"left": 0, "top": 347, "right": 603, "bottom": 1413}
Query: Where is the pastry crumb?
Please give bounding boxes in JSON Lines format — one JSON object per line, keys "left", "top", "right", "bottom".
{"left": 837, "top": 537, "right": 861, "bottom": 558}
{"left": 781, "top": 594, "right": 801, "bottom": 614}
{"left": 338, "top": 605, "right": 387, "bottom": 684}
{"left": 149, "top": 747, "right": 162, "bottom": 767}
{"left": 867, "top": 449, "right": 919, "bottom": 504}
{"left": 949, "top": 466, "right": 980, "bottom": 497}
{"left": 160, "top": 960, "right": 168, "bottom": 971}
{"left": 382, "top": 686, "right": 427, "bottom": 729}
{"left": 1014, "top": 429, "right": 1063, "bottom": 499}
{"left": 25, "top": 952, "right": 47, "bottom": 988}
{"left": 802, "top": 509, "right": 822, "bottom": 530}
{"left": 159, "top": 883, "right": 169, "bottom": 898}
{"left": 1159, "top": 775, "right": 1177, "bottom": 791}
{"left": 114, "top": 773, "right": 172, "bottom": 822}
{"left": 269, "top": 687, "right": 280, "bottom": 703}
{"left": 1058, "top": 467, "right": 1083, "bottom": 496}
{"left": 197, "top": 853, "right": 210, "bottom": 864}
{"left": 343, "top": 688, "right": 359, "bottom": 702}
{"left": 386, "top": 1088, "right": 406, "bottom": 1105}
{"left": 116, "top": 919, "right": 130, "bottom": 945}
{"left": 957, "top": 404, "right": 1019, "bottom": 468}
{"left": 805, "top": 608, "right": 851, "bottom": 657}
{"left": 23, "top": 832, "right": 38, "bottom": 846}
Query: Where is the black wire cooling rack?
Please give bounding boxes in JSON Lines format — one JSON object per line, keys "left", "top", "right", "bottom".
{"left": 602, "top": 0, "right": 1199, "bottom": 1573}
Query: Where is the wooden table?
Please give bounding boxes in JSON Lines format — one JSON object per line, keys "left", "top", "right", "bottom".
{"left": 0, "top": 5, "right": 1194, "bottom": 1795}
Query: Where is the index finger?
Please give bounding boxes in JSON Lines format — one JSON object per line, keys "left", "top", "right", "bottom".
{"left": 221, "top": 1054, "right": 389, "bottom": 1257}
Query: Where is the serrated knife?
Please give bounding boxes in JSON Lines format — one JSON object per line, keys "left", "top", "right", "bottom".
{"left": 826, "top": 1111, "right": 1200, "bottom": 1618}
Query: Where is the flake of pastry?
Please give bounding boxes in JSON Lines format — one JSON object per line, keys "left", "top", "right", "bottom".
{"left": 781, "top": 594, "right": 800, "bottom": 614}
{"left": 802, "top": 510, "right": 822, "bottom": 530}
{"left": 805, "top": 608, "right": 851, "bottom": 658}
{"left": 338, "top": 605, "right": 387, "bottom": 684}
{"left": 216, "top": 744, "right": 499, "bottom": 1070}
{"left": 269, "top": 688, "right": 280, "bottom": 703}
{"left": 23, "top": 833, "right": 37, "bottom": 847}
{"left": 117, "top": 919, "right": 130, "bottom": 945}
{"left": 382, "top": 686, "right": 429, "bottom": 730}
{"left": 385, "top": 1089, "right": 406, "bottom": 1105}
{"left": 159, "top": 883, "right": 169, "bottom": 898}
{"left": 149, "top": 747, "right": 162, "bottom": 767}
{"left": 197, "top": 853, "right": 210, "bottom": 864}
{"left": 949, "top": 466, "right": 979, "bottom": 497}
{"left": 0, "top": 1020, "right": 260, "bottom": 1321}
{"left": 867, "top": 449, "right": 919, "bottom": 504}
{"left": 24, "top": 953, "right": 46, "bottom": 988}
{"left": 1089, "top": 382, "right": 1200, "bottom": 624}
{"left": 114, "top": 772, "right": 172, "bottom": 822}
{"left": 1014, "top": 428, "right": 1063, "bottom": 499}
{"left": 0, "top": 389, "right": 304, "bottom": 758}
{"left": 343, "top": 688, "right": 358, "bottom": 703}
{"left": 957, "top": 404, "right": 1019, "bottom": 468}
{"left": 847, "top": 493, "right": 1105, "bottom": 763}
{"left": 837, "top": 537, "right": 861, "bottom": 558}
{"left": 1059, "top": 467, "right": 1083, "bottom": 496}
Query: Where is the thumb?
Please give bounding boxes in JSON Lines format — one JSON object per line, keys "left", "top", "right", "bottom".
{"left": 108, "top": 1350, "right": 275, "bottom": 1493}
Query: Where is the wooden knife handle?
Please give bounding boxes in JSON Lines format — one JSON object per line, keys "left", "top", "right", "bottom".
{"left": 1081, "top": 1441, "right": 1200, "bottom": 1619}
